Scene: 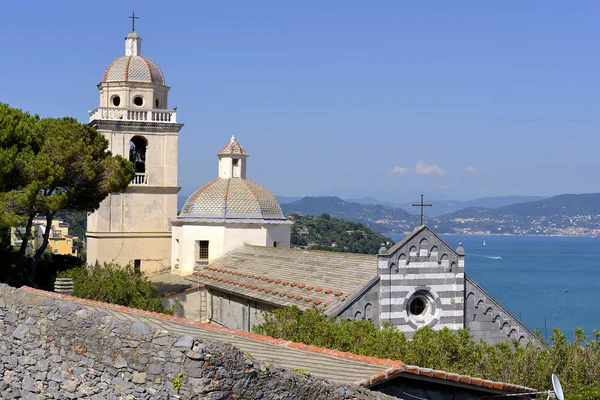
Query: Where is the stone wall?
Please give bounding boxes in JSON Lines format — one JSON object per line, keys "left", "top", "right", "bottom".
{"left": 0, "top": 284, "right": 394, "bottom": 400}
{"left": 465, "top": 276, "right": 539, "bottom": 345}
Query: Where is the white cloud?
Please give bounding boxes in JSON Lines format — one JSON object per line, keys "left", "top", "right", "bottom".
{"left": 415, "top": 160, "right": 446, "bottom": 176}
{"left": 464, "top": 166, "right": 478, "bottom": 174}
{"left": 389, "top": 166, "right": 410, "bottom": 175}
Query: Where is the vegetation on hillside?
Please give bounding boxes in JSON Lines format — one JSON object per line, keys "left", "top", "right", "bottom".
{"left": 0, "top": 103, "right": 132, "bottom": 286}
{"left": 254, "top": 306, "right": 600, "bottom": 399}
{"left": 283, "top": 197, "right": 417, "bottom": 233}
{"left": 290, "top": 213, "right": 393, "bottom": 254}
{"left": 59, "top": 263, "right": 173, "bottom": 315}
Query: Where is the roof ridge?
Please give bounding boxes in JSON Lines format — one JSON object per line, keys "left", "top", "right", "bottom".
{"left": 353, "top": 363, "right": 537, "bottom": 393}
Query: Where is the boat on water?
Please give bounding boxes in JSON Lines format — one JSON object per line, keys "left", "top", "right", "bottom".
{"left": 483, "top": 240, "right": 486, "bottom": 246}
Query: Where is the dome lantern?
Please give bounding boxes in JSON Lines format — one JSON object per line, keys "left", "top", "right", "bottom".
{"left": 125, "top": 31, "right": 142, "bottom": 56}
{"left": 218, "top": 135, "right": 249, "bottom": 179}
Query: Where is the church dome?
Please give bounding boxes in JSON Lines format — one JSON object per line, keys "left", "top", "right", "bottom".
{"left": 179, "top": 178, "right": 286, "bottom": 221}
{"left": 103, "top": 55, "right": 165, "bottom": 85}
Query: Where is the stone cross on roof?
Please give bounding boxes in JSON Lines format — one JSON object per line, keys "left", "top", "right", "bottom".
{"left": 412, "top": 194, "right": 432, "bottom": 225}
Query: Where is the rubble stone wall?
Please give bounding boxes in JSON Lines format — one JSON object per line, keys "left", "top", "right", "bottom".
{"left": 0, "top": 284, "right": 393, "bottom": 400}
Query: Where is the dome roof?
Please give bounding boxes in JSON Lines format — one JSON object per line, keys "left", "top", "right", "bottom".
{"left": 219, "top": 135, "right": 248, "bottom": 156}
{"left": 103, "top": 56, "right": 165, "bottom": 85}
{"left": 179, "top": 178, "right": 286, "bottom": 221}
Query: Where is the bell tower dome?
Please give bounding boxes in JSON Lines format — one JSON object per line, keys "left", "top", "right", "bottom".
{"left": 86, "top": 16, "right": 184, "bottom": 275}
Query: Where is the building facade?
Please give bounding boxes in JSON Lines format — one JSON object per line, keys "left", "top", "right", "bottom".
{"left": 186, "top": 227, "right": 539, "bottom": 345}
{"left": 171, "top": 136, "right": 292, "bottom": 276}
{"left": 86, "top": 29, "right": 183, "bottom": 274}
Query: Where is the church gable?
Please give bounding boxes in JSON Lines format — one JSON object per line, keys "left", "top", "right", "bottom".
{"left": 378, "top": 226, "right": 465, "bottom": 337}
{"left": 386, "top": 226, "right": 460, "bottom": 271}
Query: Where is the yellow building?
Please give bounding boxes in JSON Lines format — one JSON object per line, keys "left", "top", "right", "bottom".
{"left": 33, "top": 218, "right": 81, "bottom": 258}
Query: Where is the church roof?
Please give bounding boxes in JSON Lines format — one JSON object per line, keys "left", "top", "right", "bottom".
{"left": 177, "top": 178, "right": 287, "bottom": 222}
{"left": 193, "top": 245, "right": 377, "bottom": 312}
{"left": 103, "top": 55, "right": 165, "bottom": 85}
{"left": 218, "top": 135, "right": 248, "bottom": 156}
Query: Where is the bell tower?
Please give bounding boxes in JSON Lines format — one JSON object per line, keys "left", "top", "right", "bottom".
{"left": 86, "top": 20, "right": 183, "bottom": 274}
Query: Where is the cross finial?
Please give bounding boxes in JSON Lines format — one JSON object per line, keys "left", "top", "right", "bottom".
{"left": 412, "top": 194, "right": 432, "bottom": 226}
{"left": 129, "top": 11, "right": 139, "bottom": 32}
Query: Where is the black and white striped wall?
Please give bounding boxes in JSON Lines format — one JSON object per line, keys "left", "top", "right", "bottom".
{"left": 377, "top": 226, "right": 465, "bottom": 338}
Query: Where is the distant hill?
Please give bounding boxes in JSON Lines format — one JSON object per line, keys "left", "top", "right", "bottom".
{"left": 346, "top": 195, "right": 546, "bottom": 216}
{"left": 282, "top": 196, "right": 418, "bottom": 234}
{"left": 276, "top": 196, "right": 303, "bottom": 204}
{"left": 434, "top": 193, "right": 600, "bottom": 235}
{"left": 290, "top": 214, "right": 393, "bottom": 254}
{"left": 281, "top": 193, "right": 600, "bottom": 236}
{"left": 396, "top": 196, "right": 548, "bottom": 216}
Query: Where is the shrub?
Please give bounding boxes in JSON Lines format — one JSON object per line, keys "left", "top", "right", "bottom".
{"left": 59, "top": 262, "right": 173, "bottom": 315}
{"left": 253, "top": 306, "right": 600, "bottom": 398}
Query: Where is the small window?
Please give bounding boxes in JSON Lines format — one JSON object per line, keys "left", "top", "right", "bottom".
{"left": 232, "top": 159, "right": 239, "bottom": 166}
{"left": 134, "top": 259, "right": 141, "bottom": 273}
{"left": 67, "top": 240, "right": 71, "bottom": 245}
{"left": 273, "top": 241, "right": 278, "bottom": 248}
{"left": 54, "top": 240, "right": 59, "bottom": 245}
{"left": 53, "top": 249, "right": 58, "bottom": 254}
{"left": 112, "top": 95, "right": 121, "bottom": 107}
{"left": 198, "top": 241, "right": 209, "bottom": 260}
{"left": 409, "top": 297, "right": 426, "bottom": 316}
{"left": 72, "top": 249, "right": 76, "bottom": 254}
{"left": 133, "top": 96, "right": 144, "bottom": 106}
{"left": 155, "top": 99, "right": 159, "bottom": 108}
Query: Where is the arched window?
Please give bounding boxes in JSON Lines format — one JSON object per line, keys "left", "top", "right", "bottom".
{"left": 354, "top": 311, "right": 363, "bottom": 320}
{"left": 364, "top": 303, "right": 373, "bottom": 321}
{"left": 129, "top": 136, "right": 147, "bottom": 173}
{"left": 419, "top": 238, "right": 428, "bottom": 257}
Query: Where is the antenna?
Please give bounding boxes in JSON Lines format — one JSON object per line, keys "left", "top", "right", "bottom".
{"left": 550, "top": 374, "right": 564, "bottom": 400}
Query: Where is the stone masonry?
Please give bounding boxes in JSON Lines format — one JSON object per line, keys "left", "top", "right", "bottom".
{"left": 0, "top": 284, "right": 395, "bottom": 400}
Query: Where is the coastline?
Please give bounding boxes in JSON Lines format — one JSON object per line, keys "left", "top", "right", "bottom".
{"left": 384, "top": 232, "right": 597, "bottom": 238}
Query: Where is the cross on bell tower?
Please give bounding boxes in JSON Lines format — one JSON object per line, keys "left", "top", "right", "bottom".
{"left": 412, "top": 194, "right": 432, "bottom": 226}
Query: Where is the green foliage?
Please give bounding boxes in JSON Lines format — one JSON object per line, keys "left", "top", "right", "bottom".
{"left": 0, "top": 242, "right": 83, "bottom": 290}
{"left": 0, "top": 103, "right": 133, "bottom": 285}
{"left": 254, "top": 306, "right": 600, "bottom": 399}
{"left": 291, "top": 368, "right": 310, "bottom": 376}
{"left": 60, "top": 263, "right": 173, "bottom": 315}
{"left": 55, "top": 210, "right": 87, "bottom": 240}
{"left": 290, "top": 214, "right": 393, "bottom": 254}
{"left": 171, "top": 372, "right": 183, "bottom": 391}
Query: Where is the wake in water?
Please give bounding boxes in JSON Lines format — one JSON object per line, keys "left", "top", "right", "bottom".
{"left": 469, "top": 254, "right": 502, "bottom": 260}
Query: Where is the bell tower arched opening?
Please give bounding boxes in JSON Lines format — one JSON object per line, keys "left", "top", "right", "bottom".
{"left": 129, "top": 136, "right": 147, "bottom": 174}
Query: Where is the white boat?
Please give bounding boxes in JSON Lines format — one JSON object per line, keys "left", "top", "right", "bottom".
{"left": 483, "top": 240, "right": 486, "bottom": 246}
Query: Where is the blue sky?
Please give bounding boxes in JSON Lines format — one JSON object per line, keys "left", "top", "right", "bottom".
{"left": 1, "top": 1, "right": 599, "bottom": 202}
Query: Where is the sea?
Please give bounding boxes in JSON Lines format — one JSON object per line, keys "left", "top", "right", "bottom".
{"left": 388, "top": 234, "right": 600, "bottom": 341}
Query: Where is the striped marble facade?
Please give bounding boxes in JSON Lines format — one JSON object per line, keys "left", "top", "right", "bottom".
{"left": 377, "top": 226, "right": 465, "bottom": 337}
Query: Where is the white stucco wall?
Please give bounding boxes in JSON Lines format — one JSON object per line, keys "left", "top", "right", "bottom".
{"left": 172, "top": 223, "right": 292, "bottom": 276}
